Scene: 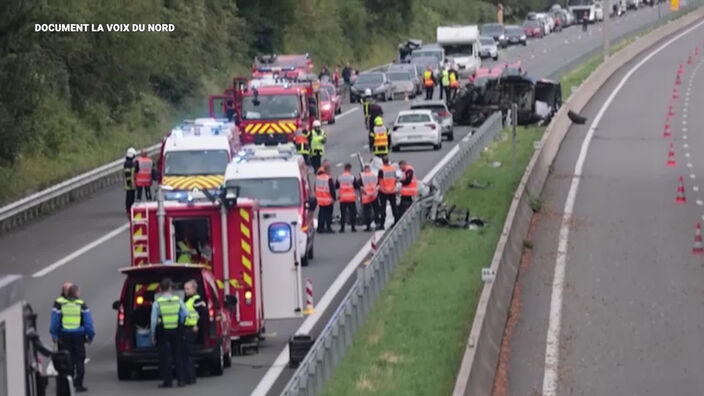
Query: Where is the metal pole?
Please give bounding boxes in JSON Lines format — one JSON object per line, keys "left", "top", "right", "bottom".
{"left": 156, "top": 185, "right": 166, "bottom": 262}
{"left": 220, "top": 203, "right": 230, "bottom": 296}
{"left": 603, "top": 0, "right": 611, "bottom": 61}
{"left": 511, "top": 102, "right": 517, "bottom": 173}
{"left": 292, "top": 221, "right": 303, "bottom": 314}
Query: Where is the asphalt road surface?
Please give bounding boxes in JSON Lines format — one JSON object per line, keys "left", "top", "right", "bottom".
{"left": 0, "top": 5, "right": 673, "bottom": 395}
{"left": 501, "top": 10, "right": 704, "bottom": 396}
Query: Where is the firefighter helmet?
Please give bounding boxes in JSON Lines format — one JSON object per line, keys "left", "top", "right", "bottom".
{"left": 364, "top": 88, "right": 372, "bottom": 97}
{"left": 374, "top": 116, "right": 383, "bottom": 126}
{"left": 312, "top": 120, "right": 322, "bottom": 128}
{"left": 126, "top": 147, "right": 137, "bottom": 158}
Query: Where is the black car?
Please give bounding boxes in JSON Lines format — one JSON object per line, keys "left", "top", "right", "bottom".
{"left": 480, "top": 23, "right": 507, "bottom": 48}
{"left": 505, "top": 25, "right": 527, "bottom": 46}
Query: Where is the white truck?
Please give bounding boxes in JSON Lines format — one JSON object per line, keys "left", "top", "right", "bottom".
{"left": 436, "top": 25, "right": 481, "bottom": 78}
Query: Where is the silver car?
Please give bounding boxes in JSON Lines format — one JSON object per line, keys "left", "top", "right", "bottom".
{"left": 388, "top": 63, "right": 422, "bottom": 95}
{"left": 478, "top": 36, "right": 499, "bottom": 60}
{"left": 386, "top": 71, "right": 416, "bottom": 100}
{"left": 350, "top": 72, "right": 393, "bottom": 103}
{"left": 409, "top": 100, "right": 454, "bottom": 141}
{"left": 391, "top": 110, "right": 442, "bottom": 151}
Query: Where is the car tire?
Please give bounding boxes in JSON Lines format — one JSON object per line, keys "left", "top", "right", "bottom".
{"left": 433, "top": 143, "right": 441, "bottom": 150}
{"left": 301, "top": 255, "right": 309, "bottom": 266}
{"left": 522, "top": 41, "right": 527, "bottom": 46}
{"left": 350, "top": 95, "right": 357, "bottom": 104}
{"left": 392, "top": 145, "right": 400, "bottom": 152}
{"left": 211, "top": 345, "right": 224, "bottom": 376}
{"left": 447, "top": 130, "right": 454, "bottom": 141}
{"left": 117, "top": 361, "right": 132, "bottom": 380}
{"left": 329, "top": 116, "right": 336, "bottom": 124}
{"left": 308, "top": 244, "right": 314, "bottom": 259}
{"left": 493, "top": 55, "right": 499, "bottom": 61}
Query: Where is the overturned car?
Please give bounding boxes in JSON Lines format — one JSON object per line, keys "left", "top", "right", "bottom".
{"left": 451, "top": 62, "right": 562, "bottom": 127}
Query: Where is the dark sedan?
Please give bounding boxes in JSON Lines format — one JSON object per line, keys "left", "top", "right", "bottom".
{"left": 505, "top": 25, "right": 527, "bottom": 46}
{"left": 480, "top": 23, "right": 507, "bottom": 48}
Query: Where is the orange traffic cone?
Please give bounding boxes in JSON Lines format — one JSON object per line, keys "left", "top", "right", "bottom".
{"left": 693, "top": 223, "right": 704, "bottom": 255}
{"left": 676, "top": 176, "right": 687, "bottom": 203}
{"left": 668, "top": 104, "right": 675, "bottom": 117}
{"left": 678, "top": 63, "right": 684, "bottom": 75}
{"left": 688, "top": 53, "right": 693, "bottom": 64}
{"left": 667, "top": 142, "right": 677, "bottom": 167}
{"left": 663, "top": 121, "right": 672, "bottom": 138}
{"left": 673, "top": 87, "right": 679, "bottom": 99}
{"left": 676, "top": 74, "right": 682, "bottom": 86}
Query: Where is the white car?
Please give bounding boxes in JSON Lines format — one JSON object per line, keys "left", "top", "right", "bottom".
{"left": 391, "top": 110, "right": 442, "bottom": 151}
{"left": 478, "top": 36, "right": 499, "bottom": 61}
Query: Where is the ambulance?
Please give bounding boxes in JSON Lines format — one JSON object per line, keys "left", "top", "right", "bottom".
{"left": 157, "top": 118, "right": 240, "bottom": 197}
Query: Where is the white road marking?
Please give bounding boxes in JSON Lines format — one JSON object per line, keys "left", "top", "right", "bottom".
{"left": 337, "top": 107, "right": 359, "bottom": 119}
{"left": 691, "top": 174, "right": 697, "bottom": 179}
{"left": 33, "top": 223, "right": 129, "bottom": 277}
{"left": 697, "top": 200, "right": 703, "bottom": 206}
{"left": 683, "top": 127, "right": 688, "bottom": 133}
{"left": 683, "top": 135, "right": 688, "bottom": 140}
{"left": 541, "top": 20, "right": 704, "bottom": 396}
{"left": 349, "top": 153, "right": 357, "bottom": 158}
{"left": 694, "top": 186, "right": 700, "bottom": 192}
{"left": 335, "top": 162, "right": 343, "bottom": 167}
{"left": 684, "top": 143, "right": 689, "bottom": 148}
{"left": 686, "top": 152, "right": 691, "bottom": 158}
{"left": 688, "top": 163, "right": 693, "bottom": 168}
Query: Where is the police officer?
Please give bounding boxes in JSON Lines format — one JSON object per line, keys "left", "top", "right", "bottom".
{"left": 336, "top": 163, "right": 359, "bottom": 233}
{"left": 309, "top": 120, "right": 326, "bottom": 171}
{"left": 150, "top": 278, "right": 188, "bottom": 388}
{"left": 358, "top": 164, "right": 380, "bottom": 231}
{"left": 50, "top": 284, "right": 95, "bottom": 393}
{"left": 370, "top": 116, "right": 390, "bottom": 156}
{"left": 123, "top": 147, "right": 138, "bottom": 214}
{"left": 398, "top": 160, "right": 418, "bottom": 218}
{"left": 377, "top": 156, "right": 399, "bottom": 229}
{"left": 136, "top": 149, "right": 153, "bottom": 201}
{"left": 315, "top": 166, "right": 336, "bottom": 233}
{"left": 182, "top": 279, "right": 207, "bottom": 385}
{"left": 295, "top": 129, "right": 311, "bottom": 165}
{"left": 423, "top": 66, "right": 435, "bottom": 100}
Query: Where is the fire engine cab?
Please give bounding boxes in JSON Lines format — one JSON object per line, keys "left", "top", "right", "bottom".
{"left": 157, "top": 118, "right": 239, "bottom": 196}
{"left": 252, "top": 53, "right": 313, "bottom": 80}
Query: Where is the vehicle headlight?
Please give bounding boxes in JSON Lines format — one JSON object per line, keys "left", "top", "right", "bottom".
{"left": 322, "top": 103, "right": 331, "bottom": 110}
{"left": 499, "top": 34, "right": 506, "bottom": 40}
{"left": 521, "top": 35, "right": 527, "bottom": 40}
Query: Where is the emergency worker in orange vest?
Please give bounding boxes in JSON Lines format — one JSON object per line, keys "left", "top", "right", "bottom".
{"left": 315, "top": 166, "right": 336, "bottom": 233}
{"left": 136, "top": 149, "right": 154, "bottom": 201}
{"left": 449, "top": 66, "right": 460, "bottom": 101}
{"left": 377, "top": 156, "right": 398, "bottom": 229}
{"left": 294, "top": 129, "right": 311, "bottom": 165}
{"left": 398, "top": 160, "right": 418, "bottom": 218}
{"left": 370, "top": 116, "right": 390, "bottom": 156}
{"left": 423, "top": 66, "right": 436, "bottom": 100}
{"left": 335, "top": 163, "right": 360, "bottom": 233}
{"left": 358, "top": 164, "right": 380, "bottom": 231}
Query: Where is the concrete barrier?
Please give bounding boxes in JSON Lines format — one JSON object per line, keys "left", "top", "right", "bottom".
{"left": 452, "top": 6, "right": 704, "bottom": 396}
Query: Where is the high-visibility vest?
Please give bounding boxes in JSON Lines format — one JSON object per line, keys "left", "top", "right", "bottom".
{"left": 423, "top": 70, "right": 434, "bottom": 87}
{"left": 449, "top": 73, "right": 459, "bottom": 88}
{"left": 157, "top": 295, "right": 181, "bottom": 330}
{"left": 136, "top": 156, "right": 153, "bottom": 187}
{"left": 315, "top": 174, "right": 333, "bottom": 206}
{"left": 338, "top": 172, "right": 356, "bottom": 203}
{"left": 295, "top": 131, "right": 311, "bottom": 154}
{"left": 372, "top": 127, "right": 389, "bottom": 155}
{"left": 123, "top": 164, "right": 135, "bottom": 191}
{"left": 400, "top": 166, "right": 418, "bottom": 197}
{"left": 177, "top": 240, "right": 193, "bottom": 263}
{"left": 379, "top": 165, "right": 397, "bottom": 194}
{"left": 60, "top": 299, "right": 83, "bottom": 330}
{"left": 184, "top": 294, "right": 200, "bottom": 327}
{"left": 361, "top": 99, "right": 370, "bottom": 118}
{"left": 311, "top": 130, "right": 326, "bottom": 155}
{"left": 441, "top": 70, "right": 450, "bottom": 87}
{"left": 360, "top": 171, "right": 379, "bottom": 204}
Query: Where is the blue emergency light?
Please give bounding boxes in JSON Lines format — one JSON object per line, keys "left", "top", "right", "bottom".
{"left": 268, "top": 222, "right": 292, "bottom": 253}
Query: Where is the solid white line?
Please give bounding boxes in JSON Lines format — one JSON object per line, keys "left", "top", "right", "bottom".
{"left": 541, "top": 19, "right": 704, "bottom": 396}
{"left": 337, "top": 107, "right": 359, "bottom": 119}
{"left": 33, "top": 223, "right": 129, "bottom": 277}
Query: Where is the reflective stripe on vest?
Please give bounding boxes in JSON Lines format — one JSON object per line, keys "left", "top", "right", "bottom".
{"left": 311, "top": 130, "right": 325, "bottom": 154}
{"left": 123, "top": 166, "right": 135, "bottom": 190}
{"left": 361, "top": 172, "right": 378, "bottom": 204}
{"left": 315, "top": 174, "right": 333, "bottom": 206}
{"left": 177, "top": 240, "right": 192, "bottom": 263}
{"left": 401, "top": 166, "right": 418, "bottom": 197}
{"left": 423, "top": 70, "right": 433, "bottom": 87}
{"left": 60, "top": 299, "right": 83, "bottom": 330}
{"left": 338, "top": 173, "right": 356, "bottom": 203}
{"left": 379, "top": 165, "right": 397, "bottom": 194}
{"left": 135, "top": 157, "right": 153, "bottom": 187}
{"left": 157, "top": 295, "right": 181, "bottom": 330}
{"left": 184, "top": 294, "right": 200, "bottom": 327}
{"left": 373, "top": 130, "right": 389, "bottom": 155}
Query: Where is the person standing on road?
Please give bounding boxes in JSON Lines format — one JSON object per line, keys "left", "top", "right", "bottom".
{"left": 359, "top": 164, "right": 380, "bottom": 231}
{"left": 336, "top": 163, "right": 359, "bottom": 233}
{"left": 309, "top": 120, "right": 326, "bottom": 171}
{"left": 295, "top": 129, "right": 311, "bottom": 165}
{"left": 151, "top": 278, "right": 187, "bottom": 388}
{"left": 398, "top": 160, "right": 418, "bottom": 218}
{"left": 423, "top": 66, "right": 435, "bottom": 100}
{"left": 582, "top": 16, "right": 588, "bottom": 32}
{"left": 342, "top": 62, "right": 352, "bottom": 92}
{"left": 377, "top": 156, "right": 399, "bottom": 229}
{"left": 440, "top": 67, "right": 450, "bottom": 101}
{"left": 50, "top": 284, "right": 95, "bottom": 393}
{"left": 449, "top": 66, "right": 459, "bottom": 101}
{"left": 371, "top": 116, "right": 390, "bottom": 156}
{"left": 55, "top": 282, "right": 72, "bottom": 307}
{"left": 136, "top": 149, "right": 153, "bottom": 201}
{"left": 315, "top": 166, "right": 336, "bottom": 233}
{"left": 123, "top": 147, "right": 138, "bottom": 215}
{"left": 182, "top": 279, "right": 207, "bottom": 386}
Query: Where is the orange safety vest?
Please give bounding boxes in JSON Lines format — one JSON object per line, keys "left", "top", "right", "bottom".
{"left": 135, "top": 157, "right": 153, "bottom": 187}
{"left": 338, "top": 172, "right": 357, "bottom": 203}
{"left": 423, "top": 70, "right": 434, "bottom": 87}
{"left": 360, "top": 171, "right": 379, "bottom": 204}
{"left": 400, "top": 165, "right": 418, "bottom": 197}
{"left": 372, "top": 126, "right": 389, "bottom": 153}
{"left": 315, "top": 173, "right": 333, "bottom": 206}
{"left": 379, "top": 165, "right": 397, "bottom": 195}
{"left": 449, "top": 73, "right": 459, "bottom": 88}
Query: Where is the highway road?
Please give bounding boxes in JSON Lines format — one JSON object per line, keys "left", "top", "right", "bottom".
{"left": 500, "top": 9, "right": 704, "bottom": 396}
{"left": 0, "top": 5, "right": 673, "bottom": 395}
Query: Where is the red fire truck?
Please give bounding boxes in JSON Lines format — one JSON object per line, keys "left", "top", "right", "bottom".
{"left": 251, "top": 54, "right": 313, "bottom": 80}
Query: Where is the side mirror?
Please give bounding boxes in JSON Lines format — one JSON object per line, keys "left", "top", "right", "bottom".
{"left": 224, "top": 295, "right": 237, "bottom": 309}
{"left": 305, "top": 197, "right": 317, "bottom": 210}
{"left": 112, "top": 301, "right": 120, "bottom": 310}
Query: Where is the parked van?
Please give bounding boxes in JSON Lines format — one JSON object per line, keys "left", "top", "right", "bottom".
{"left": 437, "top": 25, "right": 481, "bottom": 77}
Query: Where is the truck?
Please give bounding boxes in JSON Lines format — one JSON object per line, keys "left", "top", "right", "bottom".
{"left": 569, "top": 0, "right": 602, "bottom": 23}
{"left": 436, "top": 26, "right": 481, "bottom": 77}
{"left": 252, "top": 54, "right": 313, "bottom": 80}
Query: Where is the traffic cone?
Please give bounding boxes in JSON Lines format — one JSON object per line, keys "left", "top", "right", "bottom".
{"left": 676, "top": 74, "right": 682, "bottom": 86}
{"left": 696, "top": 46, "right": 700, "bottom": 57}
{"left": 678, "top": 63, "right": 684, "bottom": 75}
{"left": 673, "top": 87, "right": 679, "bottom": 99}
{"left": 370, "top": 232, "right": 377, "bottom": 254}
{"left": 676, "top": 176, "right": 687, "bottom": 203}
{"left": 668, "top": 104, "right": 675, "bottom": 117}
{"left": 667, "top": 142, "right": 677, "bottom": 167}
{"left": 688, "top": 53, "right": 693, "bottom": 64}
{"left": 693, "top": 223, "right": 704, "bottom": 255}
{"left": 303, "top": 278, "right": 314, "bottom": 315}
{"left": 663, "top": 121, "right": 671, "bottom": 138}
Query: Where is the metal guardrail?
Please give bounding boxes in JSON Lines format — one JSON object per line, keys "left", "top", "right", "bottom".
{"left": 0, "top": 144, "right": 160, "bottom": 234}
{"left": 280, "top": 112, "right": 503, "bottom": 396}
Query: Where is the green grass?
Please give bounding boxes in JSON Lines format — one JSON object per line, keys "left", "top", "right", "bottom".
{"left": 322, "top": 126, "right": 543, "bottom": 396}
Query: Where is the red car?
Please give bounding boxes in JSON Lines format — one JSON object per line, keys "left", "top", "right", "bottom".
{"left": 322, "top": 83, "right": 341, "bottom": 113}
{"left": 523, "top": 20, "right": 544, "bottom": 38}
{"left": 319, "top": 88, "right": 338, "bottom": 124}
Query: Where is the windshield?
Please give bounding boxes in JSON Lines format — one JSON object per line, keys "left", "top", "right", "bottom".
{"left": 164, "top": 150, "right": 229, "bottom": 176}
{"left": 356, "top": 73, "right": 384, "bottom": 85}
{"left": 410, "top": 105, "right": 447, "bottom": 116}
{"left": 412, "top": 50, "right": 443, "bottom": 62}
{"left": 226, "top": 177, "right": 301, "bottom": 207}
{"left": 242, "top": 94, "right": 299, "bottom": 120}
{"left": 387, "top": 72, "right": 411, "bottom": 81}
{"left": 481, "top": 24, "right": 504, "bottom": 35}
{"left": 568, "top": 0, "right": 594, "bottom": 5}
{"left": 397, "top": 113, "right": 431, "bottom": 123}
{"left": 322, "top": 85, "right": 336, "bottom": 98}
{"left": 479, "top": 37, "right": 495, "bottom": 45}
{"left": 506, "top": 27, "right": 524, "bottom": 36}
{"left": 442, "top": 44, "right": 473, "bottom": 56}
{"left": 320, "top": 89, "right": 330, "bottom": 101}
{"left": 523, "top": 20, "right": 539, "bottom": 28}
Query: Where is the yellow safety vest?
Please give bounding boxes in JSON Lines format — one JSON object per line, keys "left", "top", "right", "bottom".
{"left": 184, "top": 294, "right": 200, "bottom": 327}
{"left": 123, "top": 166, "right": 135, "bottom": 190}
{"left": 60, "top": 299, "right": 83, "bottom": 330}
{"left": 157, "top": 295, "right": 181, "bottom": 330}
{"left": 311, "top": 129, "right": 326, "bottom": 155}
{"left": 177, "top": 240, "right": 193, "bottom": 263}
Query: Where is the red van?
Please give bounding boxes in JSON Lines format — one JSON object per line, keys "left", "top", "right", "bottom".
{"left": 112, "top": 264, "right": 233, "bottom": 379}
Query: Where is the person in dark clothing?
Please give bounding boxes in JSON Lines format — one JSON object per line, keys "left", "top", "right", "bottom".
{"left": 225, "top": 99, "right": 236, "bottom": 122}
{"left": 123, "top": 147, "right": 138, "bottom": 215}
{"left": 182, "top": 279, "right": 207, "bottom": 385}
{"left": 335, "top": 163, "right": 360, "bottom": 233}
{"left": 319, "top": 65, "right": 331, "bottom": 81}
{"left": 342, "top": 62, "right": 352, "bottom": 87}
{"left": 582, "top": 17, "right": 588, "bottom": 32}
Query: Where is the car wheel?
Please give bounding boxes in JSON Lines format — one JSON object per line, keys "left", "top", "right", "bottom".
{"left": 211, "top": 345, "right": 224, "bottom": 376}
{"left": 493, "top": 55, "right": 499, "bottom": 61}
{"left": 223, "top": 344, "right": 232, "bottom": 368}
{"left": 447, "top": 130, "right": 454, "bottom": 141}
{"left": 301, "top": 254, "right": 309, "bottom": 267}
{"left": 117, "top": 361, "right": 133, "bottom": 380}
{"left": 350, "top": 95, "right": 357, "bottom": 104}
{"left": 307, "top": 244, "right": 314, "bottom": 259}
{"left": 522, "top": 41, "right": 527, "bottom": 46}
{"left": 392, "top": 145, "right": 400, "bottom": 152}
{"left": 433, "top": 143, "right": 441, "bottom": 150}
{"left": 329, "top": 116, "right": 336, "bottom": 124}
